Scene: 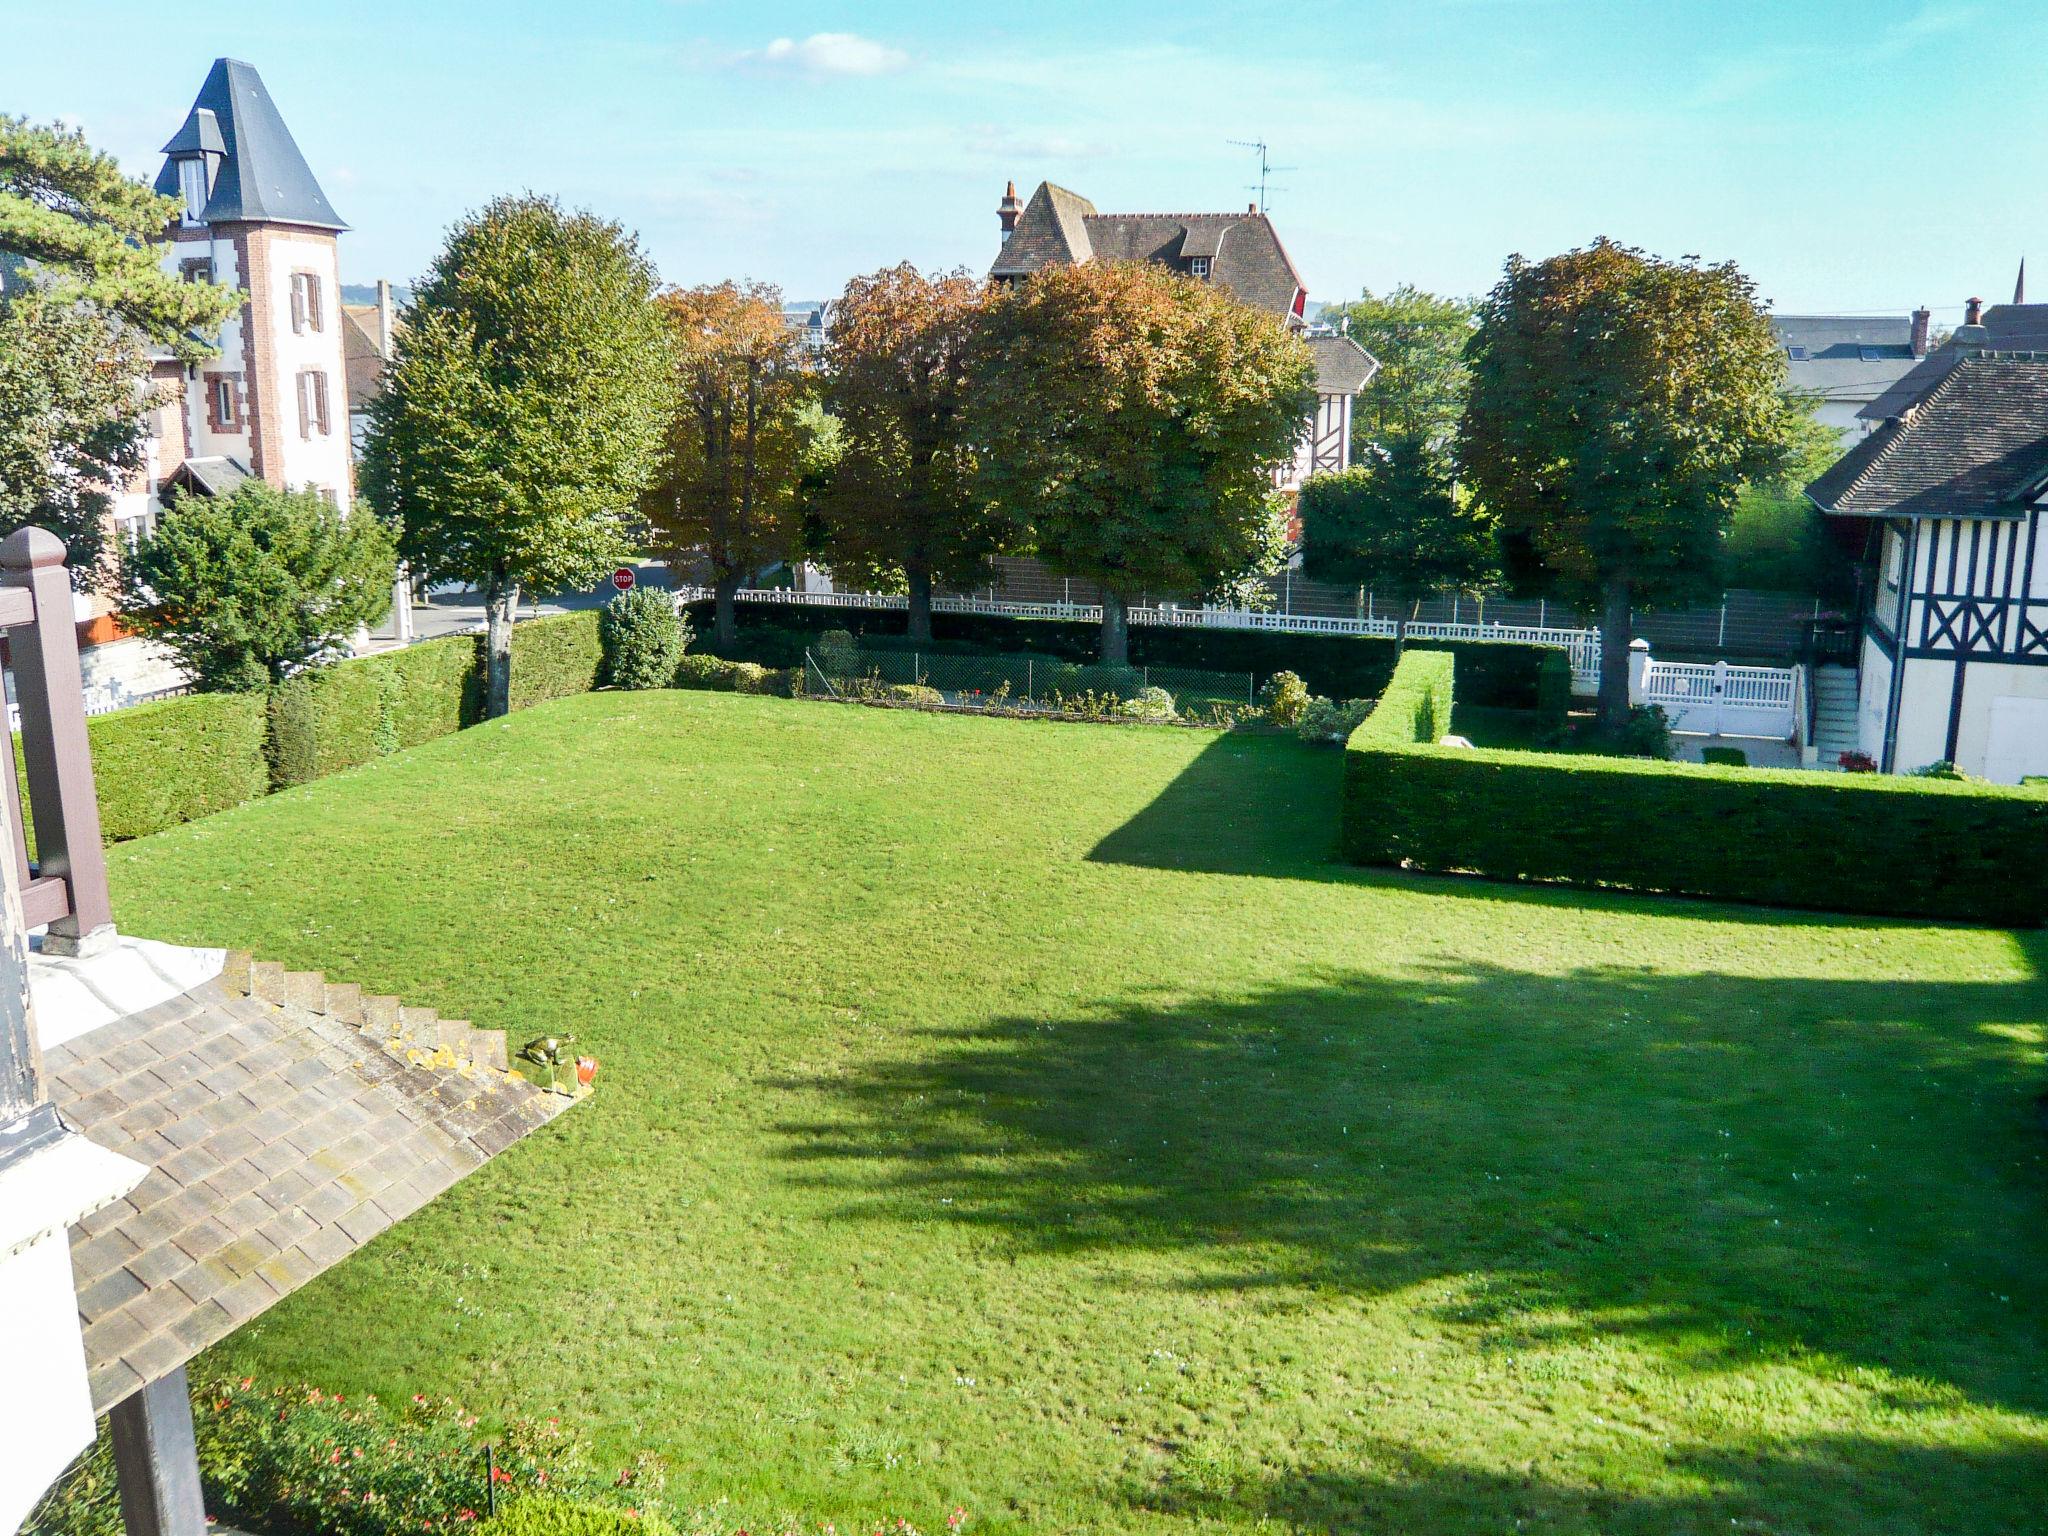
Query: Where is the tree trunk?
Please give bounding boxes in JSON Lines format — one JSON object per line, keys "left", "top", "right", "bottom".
{"left": 483, "top": 567, "right": 517, "bottom": 720}
{"left": 1598, "top": 573, "right": 1632, "bottom": 730}
{"left": 1100, "top": 589, "right": 1130, "bottom": 667}
{"left": 906, "top": 567, "right": 934, "bottom": 644}
{"left": 714, "top": 572, "right": 740, "bottom": 649}
{"left": 1395, "top": 611, "right": 1410, "bottom": 655}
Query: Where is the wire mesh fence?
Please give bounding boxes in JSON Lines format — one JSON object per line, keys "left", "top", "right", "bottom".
{"left": 804, "top": 643, "right": 1258, "bottom": 723}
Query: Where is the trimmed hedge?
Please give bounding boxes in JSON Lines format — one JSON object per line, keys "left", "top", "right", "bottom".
{"left": 671, "top": 652, "right": 791, "bottom": 695}
{"left": 1343, "top": 649, "right": 2048, "bottom": 925}
{"left": 682, "top": 598, "right": 1567, "bottom": 710}
{"left": 510, "top": 609, "right": 605, "bottom": 712}
{"left": 83, "top": 692, "right": 270, "bottom": 841}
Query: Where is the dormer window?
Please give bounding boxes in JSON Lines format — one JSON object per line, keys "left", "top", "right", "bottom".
{"left": 177, "top": 158, "right": 208, "bottom": 225}
{"left": 1190, "top": 257, "right": 1211, "bottom": 280}
{"left": 1785, "top": 344, "right": 1810, "bottom": 361}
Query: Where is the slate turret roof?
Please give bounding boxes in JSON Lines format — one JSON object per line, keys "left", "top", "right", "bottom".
{"left": 154, "top": 58, "right": 347, "bottom": 231}
{"left": 1807, "top": 354, "right": 2048, "bottom": 521}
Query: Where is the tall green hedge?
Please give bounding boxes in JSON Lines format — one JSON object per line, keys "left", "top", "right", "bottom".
{"left": 85, "top": 693, "right": 270, "bottom": 841}
{"left": 509, "top": 610, "right": 603, "bottom": 711}
{"left": 1343, "top": 650, "right": 2048, "bottom": 925}
{"left": 682, "top": 598, "right": 1567, "bottom": 710}
{"left": 57, "top": 615, "right": 610, "bottom": 848}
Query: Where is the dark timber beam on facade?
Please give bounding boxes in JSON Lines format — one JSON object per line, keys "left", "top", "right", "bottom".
{"left": 109, "top": 1368, "right": 207, "bottom": 1536}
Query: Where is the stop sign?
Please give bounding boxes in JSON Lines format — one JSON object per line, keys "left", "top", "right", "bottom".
{"left": 610, "top": 567, "right": 636, "bottom": 593}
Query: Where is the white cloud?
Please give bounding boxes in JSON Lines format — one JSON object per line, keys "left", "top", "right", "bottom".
{"left": 744, "top": 33, "right": 909, "bottom": 78}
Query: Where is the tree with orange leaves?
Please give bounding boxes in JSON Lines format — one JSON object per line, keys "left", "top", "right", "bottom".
{"left": 966, "top": 261, "right": 1313, "bottom": 665}
{"left": 642, "top": 281, "right": 813, "bottom": 648}
{"left": 817, "top": 264, "right": 1013, "bottom": 643}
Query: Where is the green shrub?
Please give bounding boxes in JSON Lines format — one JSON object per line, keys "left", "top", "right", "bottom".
{"left": 1910, "top": 759, "right": 1973, "bottom": 781}
{"left": 1701, "top": 746, "right": 1748, "bottom": 767}
{"left": 28, "top": 1378, "right": 670, "bottom": 1536}
{"left": 1120, "top": 685, "right": 1179, "bottom": 721}
{"left": 671, "top": 654, "right": 786, "bottom": 694}
{"left": 510, "top": 610, "right": 604, "bottom": 711}
{"left": 1342, "top": 650, "right": 2048, "bottom": 924}
{"left": 478, "top": 1501, "right": 677, "bottom": 1536}
{"left": 600, "top": 589, "right": 688, "bottom": 691}
{"left": 81, "top": 692, "right": 269, "bottom": 842}
{"left": 1297, "top": 695, "right": 1374, "bottom": 744}
{"left": 1259, "top": 670, "right": 1311, "bottom": 727}
{"left": 887, "top": 683, "right": 945, "bottom": 706}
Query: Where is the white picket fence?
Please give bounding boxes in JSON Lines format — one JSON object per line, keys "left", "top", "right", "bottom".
{"left": 681, "top": 585, "right": 1608, "bottom": 692}
{"left": 1642, "top": 658, "right": 1798, "bottom": 739}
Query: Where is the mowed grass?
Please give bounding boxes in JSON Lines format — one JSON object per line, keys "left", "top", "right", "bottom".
{"left": 107, "top": 692, "right": 2048, "bottom": 1535}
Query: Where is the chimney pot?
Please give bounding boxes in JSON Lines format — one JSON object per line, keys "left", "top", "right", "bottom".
{"left": 1965, "top": 296, "right": 1984, "bottom": 326}
{"left": 997, "top": 180, "right": 1024, "bottom": 241}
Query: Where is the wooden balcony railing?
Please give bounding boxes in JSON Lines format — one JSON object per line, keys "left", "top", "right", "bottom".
{"left": 0, "top": 527, "right": 113, "bottom": 956}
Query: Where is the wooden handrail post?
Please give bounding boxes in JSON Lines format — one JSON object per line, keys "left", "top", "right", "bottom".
{"left": 2, "top": 528, "right": 113, "bottom": 956}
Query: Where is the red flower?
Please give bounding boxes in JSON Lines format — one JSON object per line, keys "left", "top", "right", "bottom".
{"left": 491, "top": 1467, "right": 513, "bottom": 1484}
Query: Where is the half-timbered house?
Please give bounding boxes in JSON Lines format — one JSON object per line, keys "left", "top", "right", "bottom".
{"left": 987, "top": 180, "right": 1378, "bottom": 491}
{"left": 1807, "top": 336, "right": 2048, "bottom": 780}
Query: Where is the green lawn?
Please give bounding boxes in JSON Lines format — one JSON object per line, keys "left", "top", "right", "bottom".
{"left": 108, "top": 692, "right": 2048, "bottom": 1534}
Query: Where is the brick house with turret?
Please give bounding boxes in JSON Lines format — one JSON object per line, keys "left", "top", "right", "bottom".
{"left": 988, "top": 179, "right": 1377, "bottom": 491}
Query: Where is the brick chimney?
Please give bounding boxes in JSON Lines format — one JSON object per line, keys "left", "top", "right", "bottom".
{"left": 1910, "top": 305, "right": 1931, "bottom": 358}
{"left": 997, "top": 181, "right": 1022, "bottom": 242}
{"left": 1954, "top": 296, "right": 1989, "bottom": 352}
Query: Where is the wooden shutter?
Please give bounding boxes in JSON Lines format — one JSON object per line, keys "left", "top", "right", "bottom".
{"left": 306, "top": 274, "right": 323, "bottom": 333}
{"left": 312, "top": 372, "right": 330, "bottom": 435}
{"left": 297, "top": 371, "right": 312, "bottom": 438}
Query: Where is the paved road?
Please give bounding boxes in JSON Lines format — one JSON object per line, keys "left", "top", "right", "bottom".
{"left": 364, "top": 562, "right": 679, "bottom": 650}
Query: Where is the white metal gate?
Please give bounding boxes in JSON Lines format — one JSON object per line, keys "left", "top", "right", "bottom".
{"left": 1643, "top": 659, "right": 1798, "bottom": 739}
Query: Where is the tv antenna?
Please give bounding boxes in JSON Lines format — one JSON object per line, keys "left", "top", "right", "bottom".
{"left": 1229, "top": 138, "right": 1295, "bottom": 213}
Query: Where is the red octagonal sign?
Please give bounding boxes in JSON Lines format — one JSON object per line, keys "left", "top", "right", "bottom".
{"left": 611, "top": 567, "right": 636, "bottom": 593}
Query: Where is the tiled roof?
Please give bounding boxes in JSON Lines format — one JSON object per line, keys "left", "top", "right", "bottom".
{"left": 165, "top": 457, "right": 253, "bottom": 499}
{"left": 1806, "top": 354, "right": 2048, "bottom": 520}
{"left": 1307, "top": 334, "right": 1379, "bottom": 395}
{"left": 991, "top": 182, "right": 1306, "bottom": 315}
{"left": 153, "top": 58, "right": 347, "bottom": 231}
{"left": 1860, "top": 304, "right": 2048, "bottom": 421}
{"left": 1771, "top": 314, "right": 1921, "bottom": 407}
{"left": 47, "top": 966, "right": 575, "bottom": 1411}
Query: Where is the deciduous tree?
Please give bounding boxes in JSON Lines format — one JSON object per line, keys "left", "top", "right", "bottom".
{"left": 1298, "top": 438, "right": 1497, "bottom": 649}
{"left": 1459, "top": 239, "right": 1789, "bottom": 725}
{"left": 360, "top": 195, "right": 671, "bottom": 717}
{"left": 0, "top": 118, "right": 237, "bottom": 582}
{"left": 1315, "top": 285, "right": 1475, "bottom": 448}
{"left": 967, "top": 261, "right": 1314, "bottom": 665}
{"left": 819, "top": 264, "right": 1010, "bottom": 642}
{"left": 118, "top": 482, "right": 396, "bottom": 690}
{"left": 641, "top": 281, "right": 811, "bottom": 649}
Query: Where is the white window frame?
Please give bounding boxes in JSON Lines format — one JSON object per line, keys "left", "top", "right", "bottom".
{"left": 211, "top": 376, "right": 239, "bottom": 430}
{"left": 298, "top": 369, "right": 331, "bottom": 438}
{"left": 177, "top": 158, "right": 207, "bottom": 224}
{"left": 1190, "top": 256, "right": 1211, "bottom": 279}
{"left": 291, "top": 272, "right": 326, "bottom": 334}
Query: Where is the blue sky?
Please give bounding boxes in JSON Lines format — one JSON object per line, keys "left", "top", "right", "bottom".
{"left": 11, "top": 1, "right": 2046, "bottom": 320}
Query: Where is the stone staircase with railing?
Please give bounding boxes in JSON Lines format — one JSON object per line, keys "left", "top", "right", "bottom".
{"left": 220, "top": 951, "right": 512, "bottom": 1075}
{"left": 1810, "top": 666, "right": 1861, "bottom": 766}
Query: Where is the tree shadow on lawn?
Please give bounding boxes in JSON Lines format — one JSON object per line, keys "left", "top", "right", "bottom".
{"left": 770, "top": 957, "right": 2048, "bottom": 1423}
{"left": 1136, "top": 1428, "right": 2048, "bottom": 1535}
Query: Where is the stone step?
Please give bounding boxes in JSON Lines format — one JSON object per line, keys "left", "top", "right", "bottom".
{"left": 249, "top": 960, "right": 288, "bottom": 1003}
{"left": 284, "top": 970, "right": 326, "bottom": 1011}
{"left": 324, "top": 981, "right": 363, "bottom": 1025}
{"left": 361, "top": 994, "right": 403, "bottom": 1037}
{"left": 398, "top": 1005, "right": 442, "bottom": 1049}
{"left": 220, "top": 950, "right": 254, "bottom": 993}
{"left": 468, "top": 1030, "right": 510, "bottom": 1074}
